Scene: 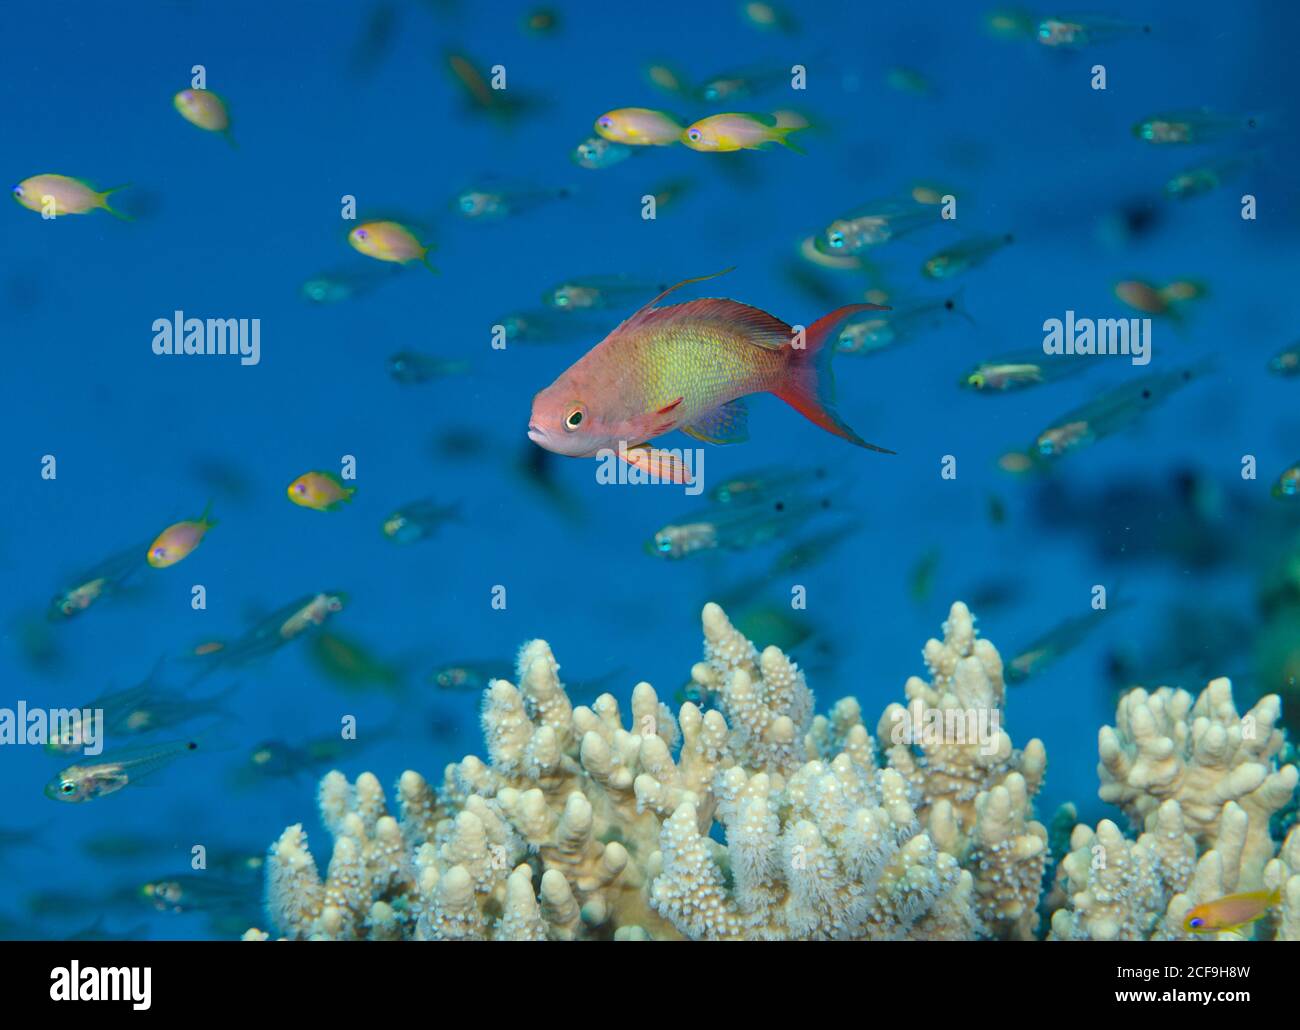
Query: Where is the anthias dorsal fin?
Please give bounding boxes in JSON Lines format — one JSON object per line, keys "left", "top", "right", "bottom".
{"left": 626, "top": 267, "right": 737, "bottom": 324}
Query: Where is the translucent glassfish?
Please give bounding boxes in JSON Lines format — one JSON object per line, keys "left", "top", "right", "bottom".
{"left": 815, "top": 197, "right": 939, "bottom": 256}
{"left": 572, "top": 136, "right": 633, "bottom": 170}
{"left": 381, "top": 498, "right": 461, "bottom": 542}
{"left": 1268, "top": 342, "right": 1300, "bottom": 378}
{"left": 922, "top": 233, "right": 1013, "bottom": 279}
{"left": 1034, "top": 365, "right": 1206, "bottom": 460}
{"left": 1164, "top": 154, "right": 1257, "bottom": 200}
{"left": 960, "top": 349, "right": 1090, "bottom": 392}
{"left": 46, "top": 739, "right": 201, "bottom": 803}
{"left": 708, "top": 465, "right": 832, "bottom": 504}
{"left": 455, "top": 183, "right": 573, "bottom": 219}
{"left": 49, "top": 542, "right": 148, "bottom": 620}
{"left": 300, "top": 266, "right": 401, "bottom": 304}
{"left": 1005, "top": 605, "right": 1127, "bottom": 684}
{"left": 188, "top": 591, "right": 347, "bottom": 680}
{"left": 499, "top": 308, "right": 606, "bottom": 344}
{"left": 835, "top": 295, "right": 970, "bottom": 355}
{"left": 646, "top": 495, "right": 833, "bottom": 559}
{"left": 1132, "top": 109, "right": 1265, "bottom": 145}
{"left": 387, "top": 351, "right": 470, "bottom": 384}
{"left": 46, "top": 665, "right": 236, "bottom": 755}
{"left": 1036, "top": 16, "right": 1151, "bottom": 49}
{"left": 428, "top": 661, "right": 510, "bottom": 692}
{"left": 696, "top": 64, "right": 791, "bottom": 103}
{"left": 543, "top": 275, "right": 658, "bottom": 311}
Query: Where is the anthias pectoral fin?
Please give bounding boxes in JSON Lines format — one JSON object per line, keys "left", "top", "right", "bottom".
{"left": 618, "top": 445, "right": 695, "bottom": 485}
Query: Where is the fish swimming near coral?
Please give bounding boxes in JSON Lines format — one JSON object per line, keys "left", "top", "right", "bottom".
{"left": 1183, "top": 887, "right": 1282, "bottom": 935}
{"left": 527, "top": 270, "right": 895, "bottom": 484}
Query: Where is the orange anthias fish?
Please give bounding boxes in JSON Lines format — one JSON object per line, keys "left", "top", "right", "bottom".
{"left": 1183, "top": 887, "right": 1282, "bottom": 935}
{"left": 527, "top": 270, "right": 894, "bottom": 483}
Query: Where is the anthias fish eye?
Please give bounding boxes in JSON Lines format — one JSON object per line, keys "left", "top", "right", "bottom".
{"left": 1189, "top": 917, "right": 1204, "bottom": 928}
{"left": 60, "top": 781, "right": 76, "bottom": 795}
{"left": 828, "top": 231, "right": 844, "bottom": 248}
{"left": 564, "top": 407, "right": 585, "bottom": 430}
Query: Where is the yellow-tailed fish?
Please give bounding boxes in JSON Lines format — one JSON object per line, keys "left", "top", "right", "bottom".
{"left": 594, "top": 108, "right": 683, "bottom": 146}
{"left": 527, "top": 270, "right": 893, "bottom": 485}
{"left": 522, "top": 8, "right": 560, "bottom": 34}
{"left": 645, "top": 62, "right": 693, "bottom": 96}
{"left": 922, "top": 233, "right": 1013, "bottom": 279}
{"left": 12, "top": 174, "right": 131, "bottom": 220}
{"left": 309, "top": 630, "right": 403, "bottom": 690}
{"left": 348, "top": 220, "right": 436, "bottom": 271}
{"left": 1132, "top": 109, "right": 1265, "bottom": 145}
{"left": 1036, "top": 16, "right": 1151, "bottom": 48}
{"left": 961, "top": 349, "right": 1089, "bottom": 392}
{"left": 1183, "top": 888, "right": 1282, "bottom": 934}
{"left": 147, "top": 502, "right": 216, "bottom": 568}
{"left": 886, "top": 67, "right": 934, "bottom": 97}
{"left": 287, "top": 471, "right": 355, "bottom": 511}
{"left": 740, "top": 1, "right": 798, "bottom": 34}
{"left": 445, "top": 51, "right": 532, "bottom": 122}
{"left": 984, "top": 8, "right": 1036, "bottom": 40}
{"left": 1114, "top": 279, "right": 1206, "bottom": 319}
{"left": 173, "top": 89, "right": 235, "bottom": 146}
{"left": 682, "top": 113, "right": 806, "bottom": 153}
{"left": 46, "top": 739, "right": 200, "bottom": 803}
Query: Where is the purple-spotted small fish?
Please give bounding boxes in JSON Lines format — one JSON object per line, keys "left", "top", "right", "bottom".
{"left": 287, "top": 471, "right": 355, "bottom": 511}
{"left": 148, "top": 503, "right": 216, "bottom": 568}
{"left": 1183, "top": 887, "right": 1282, "bottom": 934}
{"left": 528, "top": 270, "right": 893, "bottom": 483}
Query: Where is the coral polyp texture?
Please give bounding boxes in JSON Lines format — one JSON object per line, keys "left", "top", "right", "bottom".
{"left": 249, "top": 601, "right": 1299, "bottom": 941}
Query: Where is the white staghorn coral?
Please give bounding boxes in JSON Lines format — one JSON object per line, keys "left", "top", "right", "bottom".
{"left": 254, "top": 601, "right": 1296, "bottom": 943}
{"left": 1097, "top": 679, "right": 1297, "bottom": 889}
